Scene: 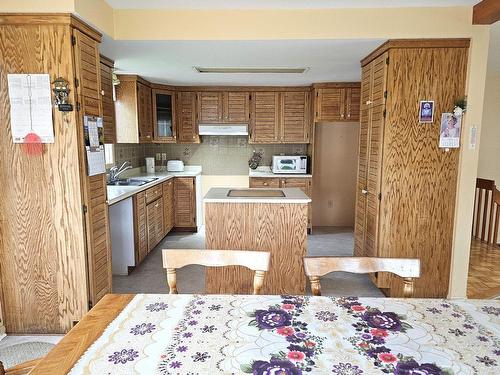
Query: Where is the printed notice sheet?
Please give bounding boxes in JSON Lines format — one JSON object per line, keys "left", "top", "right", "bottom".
{"left": 7, "top": 74, "right": 54, "bottom": 143}
{"left": 84, "top": 116, "right": 106, "bottom": 176}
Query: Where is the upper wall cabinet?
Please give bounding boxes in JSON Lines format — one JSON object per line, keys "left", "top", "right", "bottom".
{"left": 198, "top": 91, "right": 250, "bottom": 124}
{"left": 99, "top": 55, "right": 116, "bottom": 143}
{"left": 177, "top": 91, "right": 200, "bottom": 143}
{"left": 152, "top": 89, "right": 176, "bottom": 143}
{"left": 314, "top": 83, "right": 361, "bottom": 123}
{"left": 115, "top": 75, "right": 153, "bottom": 143}
{"left": 250, "top": 91, "right": 310, "bottom": 144}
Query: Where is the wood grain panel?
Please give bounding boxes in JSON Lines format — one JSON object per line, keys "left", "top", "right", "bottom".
{"left": 378, "top": 47, "right": 468, "bottom": 297}
{"left": 250, "top": 91, "right": 280, "bottom": 144}
{"left": 279, "top": 178, "right": 313, "bottom": 229}
{"left": 31, "top": 295, "right": 133, "bottom": 374}
{"left": 346, "top": 87, "right": 361, "bottom": 122}
{"left": 146, "top": 197, "right": 163, "bottom": 252}
{"left": 133, "top": 191, "right": 148, "bottom": 264}
{"left": 205, "top": 203, "right": 308, "bottom": 295}
{"left": 281, "top": 91, "right": 310, "bottom": 143}
{"left": 225, "top": 91, "right": 250, "bottom": 123}
{"left": 176, "top": 91, "right": 199, "bottom": 143}
{"left": 174, "top": 177, "right": 196, "bottom": 228}
{"left": 99, "top": 55, "right": 115, "bottom": 143}
{"left": 198, "top": 91, "right": 222, "bottom": 123}
{"left": 249, "top": 177, "right": 280, "bottom": 188}
{"left": 73, "top": 29, "right": 112, "bottom": 307}
{"left": 114, "top": 79, "right": 139, "bottom": 143}
{"left": 315, "top": 88, "right": 344, "bottom": 122}
{"left": 137, "top": 82, "right": 153, "bottom": 143}
{"left": 0, "top": 24, "right": 88, "bottom": 333}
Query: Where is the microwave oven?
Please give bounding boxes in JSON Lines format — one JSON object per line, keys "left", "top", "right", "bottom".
{"left": 272, "top": 155, "right": 308, "bottom": 174}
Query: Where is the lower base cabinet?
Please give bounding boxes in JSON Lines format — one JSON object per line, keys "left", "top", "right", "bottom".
{"left": 250, "top": 177, "right": 312, "bottom": 229}
{"left": 133, "top": 191, "right": 148, "bottom": 264}
{"left": 174, "top": 177, "right": 197, "bottom": 229}
{"left": 147, "top": 197, "right": 164, "bottom": 252}
{"left": 163, "top": 179, "right": 174, "bottom": 235}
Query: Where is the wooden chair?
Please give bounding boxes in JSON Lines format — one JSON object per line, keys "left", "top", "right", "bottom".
{"left": 0, "top": 358, "right": 41, "bottom": 375}
{"left": 473, "top": 178, "right": 500, "bottom": 245}
{"left": 304, "top": 257, "right": 421, "bottom": 297}
{"left": 162, "top": 249, "right": 271, "bottom": 295}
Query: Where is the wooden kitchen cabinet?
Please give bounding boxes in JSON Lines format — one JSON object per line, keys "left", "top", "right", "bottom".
{"left": 152, "top": 89, "right": 176, "bottom": 143}
{"left": 100, "top": 55, "right": 116, "bottom": 143}
{"left": 176, "top": 91, "right": 200, "bottom": 143}
{"left": 250, "top": 91, "right": 310, "bottom": 144}
{"left": 115, "top": 75, "right": 153, "bottom": 143}
{"left": 249, "top": 177, "right": 312, "bottom": 229}
{"left": 163, "top": 179, "right": 174, "bottom": 235}
{"left": 146, "top": 197, "right": 164, "bottom": 252}
{"left": 133, "top": 191, "right": 148, "bottom": 264}
{"left": 313, "top": 84, "right": 361, "bottom": 123}
{"left": 174, "top": 177, "right": 196, "bottom": 229}
{"left": 198, "top": 91, "right": 250, "bottom": 124}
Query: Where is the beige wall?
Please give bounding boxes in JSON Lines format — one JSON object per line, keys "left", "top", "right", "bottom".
{"left": 477, "top": 74, "right": 500, "bottom": 183}
{"left": 312, "top": 123, "right": 359, "bottom": 227}
{"left": 201, "top": 175, "right": 249, "bottom": 198}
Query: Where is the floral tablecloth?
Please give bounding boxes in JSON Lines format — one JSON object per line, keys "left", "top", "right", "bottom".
{"left": 69, "top": 294, "right": 499, "bottom": 374}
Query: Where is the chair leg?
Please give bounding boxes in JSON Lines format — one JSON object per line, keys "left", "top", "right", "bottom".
{"left": 403, "top": 277, "right": 414, "bottom": 298}
{"left": 166, "top": 268, "right": 178, "bottom": 294}
{"left": 253, "top": 271, "right": 265, "bottom": 295}
{"left": 309, "top": 276, "right": 322, "bottom": 296}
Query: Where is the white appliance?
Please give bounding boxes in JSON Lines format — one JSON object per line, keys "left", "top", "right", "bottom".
{"left": 272, "top": 155, "right": 308, "bottom": 174}
{"left": 198, "top": 124, "right": 248, "bottom": 136}
{"left": 167, "top": 160, "right": 185, "bottom": 172}
{"left": 145, "top": 157, "right": 155, "bottom": 174}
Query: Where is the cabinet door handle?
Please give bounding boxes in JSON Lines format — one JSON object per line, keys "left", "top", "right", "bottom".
{"left": 366, "top": 100, "right": 372, "bottom": 105}
{"left": 155, "top": 203, "right": 159, "bottom": 207}
{"left": 362, "top": 189, "right": 368, "bottom": 195}
{"left": 263, "top": 182, "right": 268, "bottom": 186}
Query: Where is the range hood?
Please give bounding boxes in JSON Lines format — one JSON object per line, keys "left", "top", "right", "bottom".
{"left": 198, "top": 124, "right": 248, "bottom": 136}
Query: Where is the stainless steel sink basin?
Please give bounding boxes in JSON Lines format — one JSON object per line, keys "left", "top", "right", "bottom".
{"left": 107, "top": 177, "right": 158, "bottom": 186}
{"left": 227, "top": 189, "right": 285, "bottom": 198}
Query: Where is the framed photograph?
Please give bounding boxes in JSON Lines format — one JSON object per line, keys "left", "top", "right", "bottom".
{"left": 439, "top": 113, "right": 461, "bottom": 149}
{"left": 419, "top": 100, "right": 434, "bottom": 123}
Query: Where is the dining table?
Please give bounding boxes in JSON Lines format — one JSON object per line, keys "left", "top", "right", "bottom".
{"left": 32, "top": 293, "right": 499, "bottom": 374}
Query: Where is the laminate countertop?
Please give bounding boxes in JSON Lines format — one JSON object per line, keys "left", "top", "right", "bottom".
{"left": 107, "top": 166, "right": 201, "bottom": 205}
{"left": 203, "top": 187, "right": 311, "bottom": 204}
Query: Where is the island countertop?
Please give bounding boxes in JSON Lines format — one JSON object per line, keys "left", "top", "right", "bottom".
{"left": 203, "top": 187, "right": 311, "bottom": 204}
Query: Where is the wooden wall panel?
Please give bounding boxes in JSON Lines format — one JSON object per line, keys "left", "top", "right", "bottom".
{"left": 205, "top": 203, "right": 308, "bottom": 295}
{"left": 0, "top": 24, "right": 88, "bottom": 333}
{"left": 378, "top": 47, "right": 468, "bottom": 297}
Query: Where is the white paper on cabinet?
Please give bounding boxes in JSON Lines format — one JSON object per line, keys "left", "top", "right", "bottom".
{"left": 7, "top": 74, "right": 54, "bottom": 143}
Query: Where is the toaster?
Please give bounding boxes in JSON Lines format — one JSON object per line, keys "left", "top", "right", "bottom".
{"left": 167, "top": 160, "right": 185, "bottom": 172}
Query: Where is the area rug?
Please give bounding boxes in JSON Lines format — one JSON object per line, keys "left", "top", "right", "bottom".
{"left": 0, "top": 341, "right": 54, "bottom": 368}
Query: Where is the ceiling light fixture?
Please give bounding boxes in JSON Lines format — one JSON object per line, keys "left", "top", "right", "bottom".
{"left": 194, "top": 67, "right": 308, "bottom": 74}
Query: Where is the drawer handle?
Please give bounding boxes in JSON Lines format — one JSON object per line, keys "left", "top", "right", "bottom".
{"left": 155, "top": 203, "right": 159, "bottom": 207}
{"left": 263, "top": 182, "right": 268, "bottom": 186}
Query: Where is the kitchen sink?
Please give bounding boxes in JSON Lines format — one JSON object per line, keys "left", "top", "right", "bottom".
{"left": 107, "top": 177, "right": 158, "bottom": 186}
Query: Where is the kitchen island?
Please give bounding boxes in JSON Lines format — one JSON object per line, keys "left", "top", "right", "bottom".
{"left": 204, "top": 187, "right": 311, "bottom": 295}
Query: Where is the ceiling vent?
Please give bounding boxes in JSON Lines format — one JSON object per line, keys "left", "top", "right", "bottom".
{"left": 194, "top": 67, "right": 308, "bottom": 74}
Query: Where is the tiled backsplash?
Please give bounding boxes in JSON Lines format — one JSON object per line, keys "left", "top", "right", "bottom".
{"left": 113, "top": 137, "right": 307, "bottom": 175}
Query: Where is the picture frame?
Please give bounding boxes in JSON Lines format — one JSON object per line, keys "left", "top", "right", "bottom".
{"left": 419, "top": 100, "right": 435, "bottom": 123}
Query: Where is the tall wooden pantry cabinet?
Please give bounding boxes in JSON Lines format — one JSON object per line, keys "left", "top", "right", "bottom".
{"left": 0, "top": 14, "right": 112, "bottom": 333}
{"left": 354, "top": 39, "right": 469, "bottom": 298}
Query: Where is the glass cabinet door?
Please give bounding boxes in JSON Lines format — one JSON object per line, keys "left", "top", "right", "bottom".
{"left": 153, "top": 89, "right": 176, "bottom": 142}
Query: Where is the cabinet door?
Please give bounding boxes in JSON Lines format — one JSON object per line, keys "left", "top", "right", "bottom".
{"left": 315, "top": 88, "right": 345, "bottom": 122}
{"left": 281, "top": 91, "right": 310, "bottom": 143}
{"left": 225, "top": 91, "right": 250, "bottom": 123}
{"left": 146, "top": 197, "right": 163, "bottom": 252}
{"left": 73, "top": 29, "right": 112, "bottom": 306}
{"left": 174, "top": 177, "right": 196, "bottom": 228}
{"left": 345, "top": 87, "right": 361, "bottom": 122}
{"left": 163, "top": 179, "right": 174, "bottom": 235}
{"left": 198, "top": 92, "right": 223, "bottom": 123}
{"left": 138, "top": 82, "right": 153, "bottom": 143}
{"left": 153, "top": 89, "right": 176, "bottom": 143}
{"left": 250, "top": 92, "right": 280, "bottom": 144}
{"left": 177, "top": 91, "right": 199, "bottom": 143}
{"left": 100, "top": 56, "right": 116, "bottom": 143}
{"left": 134, "top": 191, "right": 148, "bottom": 264}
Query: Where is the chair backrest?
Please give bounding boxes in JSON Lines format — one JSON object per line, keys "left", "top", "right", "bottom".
{"left": 473, "top": 178, "right": 500, "bottom": 244}
{"left": 304, "top": 257, "right": 420, "bottom": 297}
{"left": 162, "top": 249, "right": 270, "bottom": 295}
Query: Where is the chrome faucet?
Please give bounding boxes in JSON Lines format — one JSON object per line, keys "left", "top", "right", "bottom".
{"left": 108, "top": 161, "right": 132, "bottom": 182}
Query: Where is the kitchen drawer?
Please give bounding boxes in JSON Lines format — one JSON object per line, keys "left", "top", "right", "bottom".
{"left": 145, "top": 184, "right": 163, "bottom": 204}
{"left": 279, "top": 178, "right": 311, "bottom": 196}
{"left": 249, "top": 177, "right": 280, "bottom": 188}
